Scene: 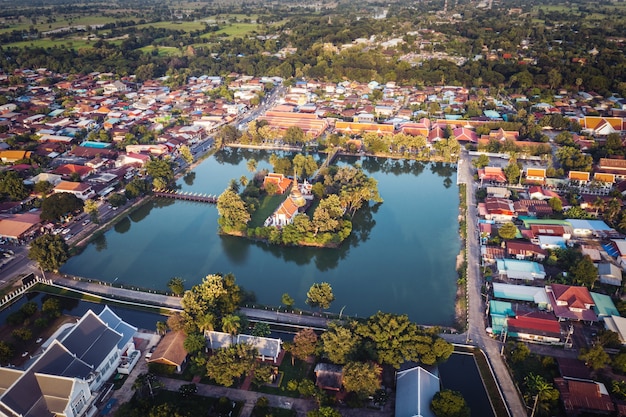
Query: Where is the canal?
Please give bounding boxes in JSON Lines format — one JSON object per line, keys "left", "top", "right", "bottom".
{"left": 61, "top": 149, "right": 460, "bottom": 325}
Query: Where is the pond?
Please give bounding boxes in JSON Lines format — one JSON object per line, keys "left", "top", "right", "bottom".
{"left": 62, "top": 149, "right": 460, "bottom": 325}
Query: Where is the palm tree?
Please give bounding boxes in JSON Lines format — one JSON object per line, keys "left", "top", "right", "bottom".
{"left": 246, "top": 159, "right": 257, "bottom": 173}
{"left": 594, "top": 196, "right": 605, "bottom": 217}
{"left": 524, "top": 373, "right": 559, "bottom": 417}
{"left": 197, "top": 313, "right": 215, "bottom": 335}
{"left": 221, "top": 314, "right": 241, "bottom": 342}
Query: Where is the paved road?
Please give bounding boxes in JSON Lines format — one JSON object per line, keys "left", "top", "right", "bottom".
{"left": 458, "top": 150, "right": 527, "bottom": 417}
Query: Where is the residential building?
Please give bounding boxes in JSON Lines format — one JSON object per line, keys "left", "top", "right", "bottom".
{"left": 504, "top": 313, "right": 563, "bottom": 345}
{"left": 546, "top": 284, "right": 598, "bottom": 322}
{"left": 53, "top": 181, "right": 96, "bottom": 200}
{"left": 554, "top": 378, "right": 615, "bottom": 416}
{"left": 147, "top": 331, "right": 187, "bottom": 373}
{"left": 395, "top": 366, "right": 440, "bottom": 417}
{"left": 596, "top": 262, "right": 622, "bottom": 286}
{"left": 496, "top": 259, "right": 546, "bottom": 281}
{"left": 314, "top": 363, "right": 343, "bottom": 391}
{"left": 205, "top": 331, "right": 282, "bottom": 363}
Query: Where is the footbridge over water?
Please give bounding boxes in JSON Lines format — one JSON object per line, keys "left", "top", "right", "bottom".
{"left": 153, "top": 189, "right": 218, "bottom": 203}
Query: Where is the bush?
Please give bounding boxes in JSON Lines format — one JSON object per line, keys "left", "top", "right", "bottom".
{"left": 6, "top": 311, "right": 25, "bottom": 326}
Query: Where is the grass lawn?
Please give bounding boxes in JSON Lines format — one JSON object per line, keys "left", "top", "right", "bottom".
{"left": 201, "top": 22, "right": 259, "bottom": 39}
{"left": 3, "top": 38, "right": 94, "bottom": 49}
{"left": 137, "top": 45, "right": 182, "bottom": 57}
{"left": 134, "top": 20, "right": 207, "bottom": 32}
{"left": 255, "top": 354, "right": 312, "bottom": 398}
{"left": 249, "top": 194, "right": 286, "bottom": 228}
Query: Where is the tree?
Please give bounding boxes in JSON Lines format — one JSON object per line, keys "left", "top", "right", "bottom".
{"left": 548, "top": 197, "right": 562, "bottom": 212}
{"left": 167, "top": 277, "right": 185, "bottom": 295}
{"left": 34, "top": 180, "right": 53, "bottom": 196}
{"left": 145, "top": 159, "right": 174, "bottom": 189}
{"left": 342, "top": 361, "right": 382, "bottom": 397}
{"left": 0, "top": 171, "right": 29, "bottom": 201}
{"left": 321, "top": 323, "right": 360, "bottom": 365}
{"left": 0, "top": 341, "right": 13, "bottom": 364}
{"left": 216, "top": 188, "right": 250, "bottom": 232}
{"left": 579, "top": 344, "right": 611, "bottom": 370}
{"left": 40, "top": 192, "right": 84, "bottom": 222}
{"left": 291, "top": 328, "right": 318, "bottom": 364}
{"left": 312, "top": 196, "right": 344, "bottom": 235}
{"left": 252, "top": 365, "right": 274, "bottom": 387}
{"left": 206, "top": 344, "right": 257, "bottom": 387}
{"left": 221, "top": 314, "right": 242, "bottom": 339}
{"left": 569, "top": 255, "right": 597, "bottom": 288}
{"left": 183, "top": 333, "right": 206, "bottom": 354}
{"left": 472, "top": 154, "right": 490, "bottom": 170}
{"left": 307, "top": 407, "right": 342, "bottom": 417}
{"left": 306, "top": 282, "right": 335, "bottom": 310}
{"left": 42, "top": 298, "right": 61, "bottom": 318}
{"left": 179, "top": 145, "right": 193, "bottom": 164}
{"left": 524, "top": 373, "right": 559, "bottom": 417}
{"left": 356, "top": 312, "right": 452, "bottom": 368}
{"left": 182, "top": 274, "right": 241, "bottom": 324}
{"left": 284, "top": 126, "right": 305, "bottom": 144}
{"left": 252, "top": 322, "right": 271, "bottom": 337}
{"left": 430, "top": 389, "right": 470, "bottom": 417}
{"left": 498, "top": 222, "right": 518, "bottom": 240}
{"left": 504, "top": 161, "right": 521, "bottom": 184}
{"left": 84, "top": 199, "right": 99, "bottom": 224}
{"left": 28, "top": 234, "right": 70, "bottom": 271}
{"left": 281, "top": 293, "right": 295, "bottom": 308}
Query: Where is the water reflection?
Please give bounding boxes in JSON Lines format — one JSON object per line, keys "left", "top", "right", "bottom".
{"left": 183, "top": 171, "right": 196, "bottom": 186}
{"left": 114, "top": 217, "right": 131, "bottom": 234}
{"left": 94, "top": 234, "right": 108, "bottom": 251}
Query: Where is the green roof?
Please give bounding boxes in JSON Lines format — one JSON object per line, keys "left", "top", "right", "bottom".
{"left": 591, "top": 292, "right": 619, "bottom": 317}
{"left": 519, "top": 217, "right": 571, "bottom": 228}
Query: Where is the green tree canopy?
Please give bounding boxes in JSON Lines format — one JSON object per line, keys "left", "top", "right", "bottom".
{"left": 217, "top": 188, "right": 250, "bottom": 232}
{"left": 356, "top": 312, "right": 453, "bottom": 368}
{"left": 498, "top": 222, "right": 518, "bottom": 240}
{"left": 291, "top": 328, "right": 318, "bottom": 364}
{"left": 569, "top": 255, "right": 598, "bottom": 288}
{"left": 167, "top": 277, "right": 185, "bottom": 295}
{"left": 430, "top": 389, "right": 470, "bottom": 417}
{"left": 40, "top": 192, "right": 84, "bottom": 222}
{"left": 472, "top": 154, "right": 490, "bottom": 170}
{"left": 321, "top": 322, "right": 361, "bottom": 365}
{"left": 579, "top": 344, "right": 611, "bottom": 370}
{"left": 28, "top": 234, "right": 70, "bottom": 271}
{"left": 306, "top": 282, "right": 335, "bottom": 310}
{"left": 341, "top": 361, "right": 382, "bottom": 397}
{"left": 0, "top": 171, "right": 29, "bottom": 201}
{"left": 206, "top": 344, "right": 257, "bottom": 387}
{"left": 145, "top": 159, "right": 175, "bottom": 189}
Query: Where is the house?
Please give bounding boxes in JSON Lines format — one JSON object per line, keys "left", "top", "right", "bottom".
{"left": 598, "top": 158, "right": 626, "bottom": 180}
{"left": 513, "top": 199, "right": 553, "bottom": 218}
{"left": 554, "top": 378, "right": 615, "bottom": 416}
{"left": 28, "top": 172, "right": 63, "bottom": 187}
{"left": 496, "top": 259, "right": 546, "bottom": 281}
{"left": 604, "top": 315, "right": 626, "bottom": 344}
{"left": 314, "top": 363, "right": 343, "bottom": 391}
{"left": 525, "top": 168, "right": 546, "bottom": 184}
{"left": 205, "top": 331, "right": 282, "bottom": 363}
{"left": 0, "top": 341, "right": 96, "bottom": 417}
{"left": 0, "top": 150, "right": 32, "bottom": 163}
{"left": 590, "top": 293, "right": 619, "bottom": 320}
{"left": 395, "top": 366, "right": 440, "bottom": 417}
{"left": 546, "top": 284, "right": 598, "bottom": 322}
{"left": 478, "top": 167, "right": 507, "bottom": 184}
{"left": 596, "top": 262, "right": 622, "bottom": 286}
{"left": 0, "top": 212, "right": 41, "bottom": 242}
{"left": 504, "top": 313, "right": 563, "bottom": 345}
{"left": 528, "top": 186, "right": 560, "bottom": 201}
{"left": 53, "top": 162, "right": 93, "bottom": 179}
{"left": 506, "top": 241, "right": 547, "bottom": 261}
{"left": 53, "top": 181, "right": 96, "bottom": 200}
{"left": 566, "top": 219, "right": 613, "bottom": 238}
{"left": 568, "top": 170, "right": 591, "bottom": 183}
{"left": 492, "top": 283, "right": 550, "bottom": 310}
{"left": 147, "top": 331, "right": 187, "bottom": 373}
{"left": 482, "top": 197, "right": 515, "bottom": 222}
{"left": 263, "top": 173, "right": 292, "bottom": 194}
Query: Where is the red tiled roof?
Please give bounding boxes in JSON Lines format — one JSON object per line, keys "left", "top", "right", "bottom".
{"left": 506, "top": 314, "right": 561, "bottom": 337}
{"left": 555, "top": 378, "right": 615, "bottom": 414}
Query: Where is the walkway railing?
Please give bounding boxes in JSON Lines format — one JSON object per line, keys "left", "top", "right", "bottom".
{"left": 0, "top": 274, "right": 53, "bottom": 311}
{"left": 153, "top": 189, "right": 218, "bottom": 203}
